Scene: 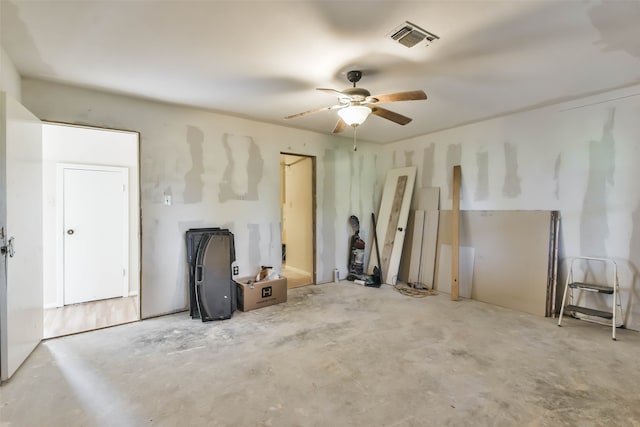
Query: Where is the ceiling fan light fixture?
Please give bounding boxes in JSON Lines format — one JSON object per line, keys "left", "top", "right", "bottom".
{"left": 338, "top": 105, "right": 372, "bottom": 127}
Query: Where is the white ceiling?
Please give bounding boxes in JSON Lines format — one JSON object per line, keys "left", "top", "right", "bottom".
{"left": 2, "top": 0, "right": 640, "bottom": 143}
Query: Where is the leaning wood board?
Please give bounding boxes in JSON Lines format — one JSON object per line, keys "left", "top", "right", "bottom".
{"left": 407, "top": 210, "right": 425, "bottom": 284}
{"left": 368, "top": 167, "right": 416, "bottom": 284}
{"left": 451, "top": 166, "right": 461, "bottom": 301}
{"left": 434, "top": 210, "right": 556, "bottom": 317}
{"left": 381, "top": 175, "right": 408, "bottom": 278}
{"left": 398, "top": 187, "right": 440, "bottom": 287}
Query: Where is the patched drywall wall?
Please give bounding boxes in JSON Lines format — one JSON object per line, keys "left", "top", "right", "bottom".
{"left": 382, "top": 84, "right": 640, "bottom": 331}
{"left": 23, "top": 78, "right": 380, "bottom": 318}
{"left": 1, "top": 46, "right": 21, "bottom": 101}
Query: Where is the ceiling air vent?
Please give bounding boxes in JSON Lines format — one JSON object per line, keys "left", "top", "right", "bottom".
{"left": 388, "top": 21, "right": 439, "bottom": 48}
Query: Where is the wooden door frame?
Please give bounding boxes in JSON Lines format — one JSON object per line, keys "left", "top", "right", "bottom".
{"left": 44, "top": 120, "right": 141, "bottom": 321}
{"left": 280, "top": 152, "right": 317, "bottom": 284}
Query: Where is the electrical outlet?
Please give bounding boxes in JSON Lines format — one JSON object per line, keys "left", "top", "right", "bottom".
{"left": 233, "top": 266, "right": 239, "bottom": 275}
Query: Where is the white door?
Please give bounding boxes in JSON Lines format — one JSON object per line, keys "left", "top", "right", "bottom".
{"left": 0, "top": 93, "right": 43, "bottom": 381}
{"left": 60, "top": 165, "right": 129, "bottom": 305}
{"left": 368, "top": 166, "right": 416, "bottom": 284}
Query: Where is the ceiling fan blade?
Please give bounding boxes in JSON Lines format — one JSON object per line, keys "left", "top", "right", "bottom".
{"left": 367, "top": 90, "right": 427, "bottom": 104}
{"left": 371, "top": 106, "right": 412, "bottom": 125}
{"left": 317, "top": 88, "right": 346, "bottom": 97}
{"left": 332, "top": 118, "right": 347, "bottom": 134}
{"left": 284, "top": 106, "right": 334, "bottom": 120}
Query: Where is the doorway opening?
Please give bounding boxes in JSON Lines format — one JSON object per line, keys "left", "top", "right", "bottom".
{"left": 280, "top": 153, "right": 315, "bottom": 288}
{"left": 42, "top": 123, "right": 140, "bottom": 338}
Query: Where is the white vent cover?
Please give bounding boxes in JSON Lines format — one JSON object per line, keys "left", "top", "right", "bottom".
{"left": 388, "top": 21, "right": 439, "bottom": 48}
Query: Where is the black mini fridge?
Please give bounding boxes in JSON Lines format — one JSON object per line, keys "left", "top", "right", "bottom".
{"left": 186, "top": 228, "right": 236, "bottom": 321}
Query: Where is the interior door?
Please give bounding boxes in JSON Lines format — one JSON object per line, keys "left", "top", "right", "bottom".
{"left": 368, "top": 166, "right": 416, "bottom": 284}
{"left": 0, "top": 93, "right": 43, "bottom": 381}
{"left": 61, "top": 165, "right": 128, "bottom": 305}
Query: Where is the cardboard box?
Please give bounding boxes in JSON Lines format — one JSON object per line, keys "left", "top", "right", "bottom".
{"left": 235, "top": 276, "right": 287, "bottom": 312}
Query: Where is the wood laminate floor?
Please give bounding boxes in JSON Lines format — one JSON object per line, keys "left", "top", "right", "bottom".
{"left": 282, "top": 264, "right": 313, "bottom": 288}
{"left": 43, "top": 296, "right": 139, "bottom": 339}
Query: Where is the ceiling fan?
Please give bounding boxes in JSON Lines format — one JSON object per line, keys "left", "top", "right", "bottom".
{"left": 285, "top": 70, "right": 427, "bottom": 134}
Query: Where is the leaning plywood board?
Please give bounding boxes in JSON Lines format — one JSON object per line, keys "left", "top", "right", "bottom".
{"left": 407, "top": 210, "right": 425, "bottom": 284}
{"left": 399, "top": 187, "right": 440, "bottom": 285}
{"left": 413, "top": 187, "right": 440, "bottom": 212}
{"left": 435, "top": 210, "right": 553, "bottom": 316}
{"left": 548, "top": 211, "right": 560, "bottom": 317}
{"left": 368, "top": 167, "right": 416, "bottom": 284}
{"left": 398, "top": 210, "right": 420, "bottom": 283}
{"left": 419, "top": 210, "right": 440, "bottom": 288}
{"left": 451, "top": 166, "right": 461, "bottom": 301}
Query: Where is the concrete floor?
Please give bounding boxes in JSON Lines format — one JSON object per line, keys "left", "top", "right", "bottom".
{"left": 2, "top": 282, "right": 640, "bottom": 426}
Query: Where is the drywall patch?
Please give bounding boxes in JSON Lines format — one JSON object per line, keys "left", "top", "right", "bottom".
{"left": 405, "top": 150, "right": 414, "bottom": 167}
{"left": 553, "top": 154, "right": 562, "bottom": 200}
{"left": 589, "top": 1, "right": 640, "bottom": 59}
{"left": 580, "top": 109, "right": 616, "bottom": 258}
{"left": 269, "top": 222, "right": 280, "bottom": 266}
{"left": 218, "top": 134, "right": 264, "bottom": 202}
{"left": 421, "top": 143, "right": 435, "bottom": 187}
{"left": 475, "top": 151, "right": 489, "bottom": 201}
{"left": 372, "top": 154, "right": 381, "bottom": 211}
{"left": 248, "top": 224, "right": 261, "bottom": 270}
{"left": 321, "top": 149, "right": 337, "bottom": 280}
{"left": 183, "top": 125, "right": 204, "bottom": 203}
{"left": 446, "top": 144, "right": 462, "bottom": 199}
{"left": 164, "top": 186, "right": 173, "bottom": 201}
{"left": 502, "top": 142, "right": 521, "bottom": 198}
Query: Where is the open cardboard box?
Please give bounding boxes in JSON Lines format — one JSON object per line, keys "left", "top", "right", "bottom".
{"left": 235, "top": 276, "right": 287, "bottom": 312}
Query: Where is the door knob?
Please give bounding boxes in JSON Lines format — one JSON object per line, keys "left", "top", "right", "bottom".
{"left": 1, "top": 237, "right": 15, "bottom": 257}
{"left": 67, "top": 229, "right": 75, "bottom": 235}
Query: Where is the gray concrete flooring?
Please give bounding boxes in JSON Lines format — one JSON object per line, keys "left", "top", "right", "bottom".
{"left": 1, "top": 282, "right": 640, "bottom": 426}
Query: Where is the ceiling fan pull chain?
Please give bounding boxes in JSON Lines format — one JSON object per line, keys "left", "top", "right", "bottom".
{"left": 353, "top": 126, "right": 358, "bottom": 151}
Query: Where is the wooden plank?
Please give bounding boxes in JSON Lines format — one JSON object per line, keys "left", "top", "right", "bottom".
{"left": 548, "top": 211, "right": 560, "bottom": 316}
{"left": 381, "top": 175, "right": 408, "bottom": 279}
{"left": 399, "top": 187, "right": 440, "bottom": 284}
{"left": 419, "top": 209, "right": 440, "bottom": 288}
{"left": 413, "top": 187, "right": 440, "bottom": 211}
{"left": 451, "top": 165, "right": 461, "bottom": 301}
{"left": 407, "top": 210, "right": 425, "bottom": 284}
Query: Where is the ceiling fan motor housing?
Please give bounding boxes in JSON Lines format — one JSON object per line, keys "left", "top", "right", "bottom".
{"left": 347, "top": 70, "right": 362, "bottom": 85}
{"left": 342, "top": 87, "right": 371, "bottom": 102}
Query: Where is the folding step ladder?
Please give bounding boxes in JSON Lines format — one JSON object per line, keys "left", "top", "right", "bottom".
{"left": 557, "top": 256, "right": 623, "bottom": 340}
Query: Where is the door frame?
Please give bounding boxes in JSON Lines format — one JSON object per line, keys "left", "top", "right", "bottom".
{"left": 280, "top": 152, "right": 317, "bottom": 284}
{"left": 56, "top": 163, "right": 130, "bottom": 307}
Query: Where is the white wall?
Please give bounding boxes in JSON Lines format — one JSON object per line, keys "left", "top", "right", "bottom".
{"left": 22, "top": 78, "right": 380, "bottom": 318}
{"left": 42, "top": 123, "right": 140, "bottom": 308}
{"left": 383, "top": 84, "right": 640, "bottom": 331}
{"left": 1, "top": 47, "right": 21, "bottom": 102}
